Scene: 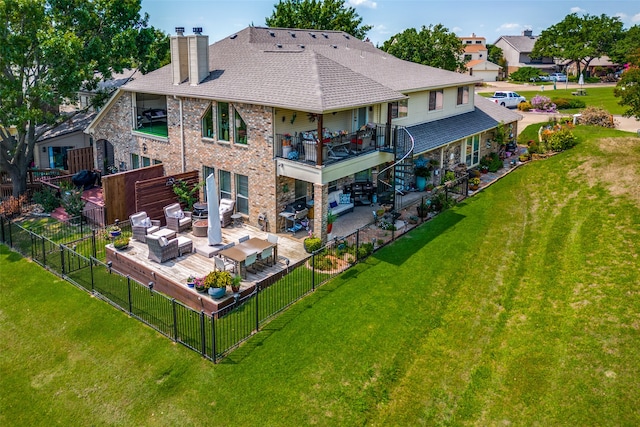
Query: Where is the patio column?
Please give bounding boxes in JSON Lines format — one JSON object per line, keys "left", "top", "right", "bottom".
{"left": 316, "top": 115, "right": 324, "bottom": 166}
{"left": 314, "top": 183, "right": 329, "bottom": 243}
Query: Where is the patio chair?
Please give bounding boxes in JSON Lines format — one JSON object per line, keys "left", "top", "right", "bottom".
{"left": 214, "top": 256, "right": 235, "bottom": 273}
{"left": 267, "top": 233, "right": 278, "bottom": 261}
{"left": 243, "top": 252, "right": 258, "bottom": 278}
{"left": 146, "top": 234, "right": 179, "bottom": 263}
{"left": 219, "top": 198, "right": 235, "bottom": 228}
{"left": 258, "top": 246, "right": 273, "bottom": 269}
{"left": 129, "top": 211, "right": 160, "bottom": 243}
{"left": 164, "top": 203, "right": 192, "bottom": 233}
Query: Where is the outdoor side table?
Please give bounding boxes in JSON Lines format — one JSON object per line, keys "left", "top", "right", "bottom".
{"left": 231, "top": 213, "right": 243, "bottom": 227}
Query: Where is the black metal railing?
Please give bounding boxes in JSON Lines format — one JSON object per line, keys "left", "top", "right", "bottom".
{"left": 0, "top": 184, "right": 466, "bottom": 361}
{"left": 275, "top": 124, "right": 392, "bottom": 165}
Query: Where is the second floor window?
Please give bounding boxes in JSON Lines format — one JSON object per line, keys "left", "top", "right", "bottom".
{"left": 202, "top": 105, "right": 214, "bottom": 138}
{"left": 218, "top": 102, "right": 229, "bottom": 141}
{"left": 457, "top": 86, "right": 469, "bottom": 105}
{"left": 429, "top": 90, "right": 443, "bottom": 111}
{"left": 234, "top": 110, "right": 247, "bottom": 145}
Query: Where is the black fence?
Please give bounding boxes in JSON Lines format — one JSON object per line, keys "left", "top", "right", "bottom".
{"left": 0, "top": 183, "right": 465, "bottom": 362}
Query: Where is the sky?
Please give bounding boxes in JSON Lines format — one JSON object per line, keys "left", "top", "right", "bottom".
{"left": 141, "top": 0, "right": 640, "bottom": 46}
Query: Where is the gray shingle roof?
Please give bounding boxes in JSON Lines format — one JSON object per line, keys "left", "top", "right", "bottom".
{"left": 495, "top": 35, "right": 538, "bottom": 53}
{"left": 38, "top": 111, "right": 97, "bottom": 142}
{"left": 407, "top": 96, "right": 522, "bottom": 154}
{"left": 124, "top": 27, "right": 481, "bottom": 113}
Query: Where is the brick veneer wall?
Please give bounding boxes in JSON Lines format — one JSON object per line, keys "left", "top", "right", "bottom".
{"left": 93, "top": 92, "right": 278, "bottom": 230}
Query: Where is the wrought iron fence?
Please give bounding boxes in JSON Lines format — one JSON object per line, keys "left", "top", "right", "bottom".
{"left": 0, "top": 186, "right": 463, "bottom": 361}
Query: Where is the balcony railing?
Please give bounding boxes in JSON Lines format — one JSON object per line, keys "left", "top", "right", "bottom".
{"left": 275, "top": 124, "right": 394, "bottom": 166}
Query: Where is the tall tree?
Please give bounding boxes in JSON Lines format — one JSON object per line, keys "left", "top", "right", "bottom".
{"left": 531, "top": 13, "right": 624, "bottom": 77}
{"left": 614, "top": 67, "right": 640, "bottom": 119}
{"left": 0, "top": 0, "right": 158, "bottom": 197}
{"left": 610, "top": 25, "right": 640, "bottom": 67}
{"left": 265, "top": 0, "right": 372, "bottom": 39}
{"left": 380, "top": 25, "right": 466, "bottom": 72}
{"left": 487, "top": 44, "right": 503, "bottom": 65}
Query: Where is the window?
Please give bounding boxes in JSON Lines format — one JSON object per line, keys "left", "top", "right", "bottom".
{"left": 475, "top": 40, "right": 482, "bottom": 44}
{"left": 218, "top": 102, "right": 229, "bottom": 141}
{"left": 219, "top": 170, "right": 231, "bottom": 200}
{"left": 142, "top": 156, "right": 151, "bottom": 167}
{"left": 202, "top": 105, "right": 214, "bottom": 138}
{"left": 391, "top": 99, "right": 408, "bottom": 118}
{"left": 234, "top": 110, "right": 247, "bottom": 144}
{"left": 203, "top": 166, "right": 215, "bottom": 201}
{"left": 48, "top": 146, "right": 74, "bottom": 169}
{"left": 235, "top": 174, "right": 249, "bottom": 214}
{"left": 429, "top": 90, "right": 443, "bottom": 111}
{"left": 457, "top": 86, "right": 469, "bottom": 105}
{"left": 134, "top": 92, "right": 168, "bottom": 137}
{"left": 131, "top": 153, "right": 139, "bottom": 169}
{"left": 464, "top": 54, "right": 472, "bottom": 61}
{"left": 465, "top": 135, "right": 480, "bottom": 166}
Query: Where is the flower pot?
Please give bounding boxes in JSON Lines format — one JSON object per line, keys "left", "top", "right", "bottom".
{"left": 109, "top": 230, "right": 121, "bottom": 238}
{"left": 231, "top": 285, "right": 240, "bottom": 293}
{"left": 195, "top": 285, "right": 206, "bottom": 293}
{"left": 416, "top": 176, "right": 427, "bottom": 191}
{"left": 469, "top": 184, "right": 479, "bottom": 191}
{"left": 327, "top": 223, "right": 333, "bottom": 234}
{"left": 187, "top": 282, "right": 195, "bottom": 288}
{"left": 208, "top": 287, "right": 226, "bottom": 299}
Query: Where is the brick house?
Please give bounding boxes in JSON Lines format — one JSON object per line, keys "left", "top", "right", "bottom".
{"left": 86, "top": 26, "right": 521, "bottom": 242}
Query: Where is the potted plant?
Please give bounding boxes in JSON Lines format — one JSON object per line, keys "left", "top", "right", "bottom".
{"left": 469, "top": 177, "right": 481, "bottom": 191}
{"left": 113, "top": 236, "right": 130, "bottom": 250}
{"left": 186, "top": 275, "right": 195, "bottom": 288}
{"left": 194, "top": 276, "right": 206, "bottom": 293}
{"left": 416, "top": 200, "right": 430, "bottom": 218}
{"left": 108, "top": 223, "right": 121, "bottom": 238}
{"left": 230, "top": 275, "right": 242, "bottom": 293}
{"left": 203, "top": 271, "right": 227, "bottom": 299}
{"left": 282, "top": 133, "right": 292, "bottom": 157}
{"left": 414, "top": 166, "right": 431, "bottom": 191}
{"left": 326, "top": 210, "right": 338, "bottom": 234}
{"left": 172, "top": 179, "right": 204, "bottom": 212}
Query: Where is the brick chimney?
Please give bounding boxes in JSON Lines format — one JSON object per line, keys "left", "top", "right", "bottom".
{"left": 170, "top": 27, "right": 210, "bottom": 86}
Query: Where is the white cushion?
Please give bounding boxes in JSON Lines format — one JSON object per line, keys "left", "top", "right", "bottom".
{"left": 131, "top": 213, "right": 146, "bottom": 227}
{"left": 172, "top": 210, "right": 184, "bottom": 219}
{"left": 142, "top": 217, "right": 152, "bottom": 227}
{"left": 159, "top": 236, "right": 169, "bottom": 247}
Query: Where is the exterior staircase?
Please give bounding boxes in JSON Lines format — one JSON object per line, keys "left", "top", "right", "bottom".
{"left": 376, "top": 126, "right": 415, "bottom": 211}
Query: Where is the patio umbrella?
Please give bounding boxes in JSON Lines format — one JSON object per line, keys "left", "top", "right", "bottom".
{"left": 206, "top": 173, "right": 222, "bottom": 246}
{"left": 578, "top": 73, "right": 584, "bottom": 89}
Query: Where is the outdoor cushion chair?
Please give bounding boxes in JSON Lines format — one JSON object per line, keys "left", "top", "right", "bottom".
{"left": 214, "top": 256, "right": 235, "bottom": 273}
{"left": 219, "top": 198, "right": 235, "bottom": 228}
{"left": 258, "top": 246, "right": 274, "bottom": 269}
{"left": 146, "top": 234, "right": 179, "bottom": 263}
{"left": 164, "top": 203, "right": 192, "bottom": 233}
{"left": 129, "top": 211, "right": 160, "bottom": 243}
{"left": 267, "top": 233, "right": 278, "bottom": 260}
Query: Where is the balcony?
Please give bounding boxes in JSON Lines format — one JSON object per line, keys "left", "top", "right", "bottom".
{"left": 275, "top": 124, "right": 393, "bottom": 166}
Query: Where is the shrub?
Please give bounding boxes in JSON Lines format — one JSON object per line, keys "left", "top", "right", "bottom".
{"left": 441, "top": 171, "right": 456, "bottom": 184}
{"left": 32, "top": 188, "right": 60, "bottom": 213}
{"left": 304, "top": 236, "right": 322, "bottom": 253}
{"left": 430, "top": 192, "right": 456, "bottom": 212}
{"left": 509, "top": 66, "right": 540, "bottom": 82}
{"left": 547, "top": 128, "right": 579, "bottom": 151}
{"left": 517, "top": 101, "right": 532, "bottom": 111}
{"left": 579, "top": 106, "right": 615, "bottom": 128}
{"left": 61, "top": 189, "right": 85, "bottom": 221}
{"left": 357, "top": 242, "right": 374, "bottom": 258}
{"left": 0, "top": 194, "right": 27, "bottom": 218}
{"left": 530, "top": 95, "right": 556, "bottom": 112}
{"left": 551, "top": 97, "right": 586, "bottom": 110}
{"left": 312, "top": 253, "right": 336, "bottom": 270}
{"left": 480, "top": 152, "right": 503, "bottom": 172}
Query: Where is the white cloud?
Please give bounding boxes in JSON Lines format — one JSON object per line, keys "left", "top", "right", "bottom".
{"left": 633, "top": 13, "right": 640, "bottom": 22}
{"left": 452, "top": 27, "right": 463, "bottom": 34}
{"left": 570, "top": 7, "right": 585, "bottom": 14}
{"left": 615, "top": 12, "right": 627, "bottom": 20}
{"left": 349, "top": 0, "right": 377, "bottom": 8}
{"left": 496, "top": 23, "right": 520, "bottom": 33}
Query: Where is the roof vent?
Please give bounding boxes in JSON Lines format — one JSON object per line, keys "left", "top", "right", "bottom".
{"left": 309, "top": 32, "right": 316, "bottom": 38}
{"left": 229, "top": 34, "right": 237, "bottom": 39}
{"left": 175, "top": 27, "right": 185, "bottom": 36}
{"left": 343, "top": 34, "right": 350, "bottom": 39}
{"left": 192, "top": 27, "right": 203, "bottom": 35}
{"left": 268, "top": 30, "right": 275, "bottom": 37}
{"left": 276, "top": 43, "right": 282, "bottom": 48}
{"left": 331, "top": 45, "right": 337, "bottom": 49}
{"left": 322, "top": 33, "right": 328, "bottom": 38}
{"left": 299, "top": 44, "right": 305, "bottom": 49}
{"left": 289, "top": 31, "right": 296, "bottom": 38}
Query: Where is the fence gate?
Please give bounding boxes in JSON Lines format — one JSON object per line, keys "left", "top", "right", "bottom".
{"left": 67, "top": 147, "right": 94, "bottom": 175}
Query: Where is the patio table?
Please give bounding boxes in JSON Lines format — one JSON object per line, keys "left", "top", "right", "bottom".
{"left": 218, "top": 238, "right": 275, "bottom": 277}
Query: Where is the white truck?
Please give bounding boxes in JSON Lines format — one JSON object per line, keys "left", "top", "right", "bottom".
{"left": 489, "top": 91, "right": 527, "bottom": 108}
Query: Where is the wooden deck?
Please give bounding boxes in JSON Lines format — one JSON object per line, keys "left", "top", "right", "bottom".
{"left": 105, "top": 223, "right": 308, "bottom": 314}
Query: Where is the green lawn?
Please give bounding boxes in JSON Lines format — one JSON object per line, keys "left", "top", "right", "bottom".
{"left": 480, "top": 86, "right": 625, "bottom": 115}
{"left": 2, "top": 125, "right": 639, "bottom": 425}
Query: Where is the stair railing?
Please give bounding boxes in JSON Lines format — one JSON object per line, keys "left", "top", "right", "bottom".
{"left": 376, "top": 126, "right": 415, "bottom": 211}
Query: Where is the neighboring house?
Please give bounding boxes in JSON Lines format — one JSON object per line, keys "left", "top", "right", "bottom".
{"left": 564, "top": 56, "right": 621, "bottom": 77}
{"left": 86, "top": 26, "right": 521, "bottom": 242}
{"left": 494, "top": 29, "right": 555, "bottom": 75}
{"left": 36, "top": 69, "right": 138, "bottom": 171}
{"left": 459, "top": 34, "right": 501, "bottom": 82}
{"left": 34, "top": 112, "right": 96, "bottom": 170}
